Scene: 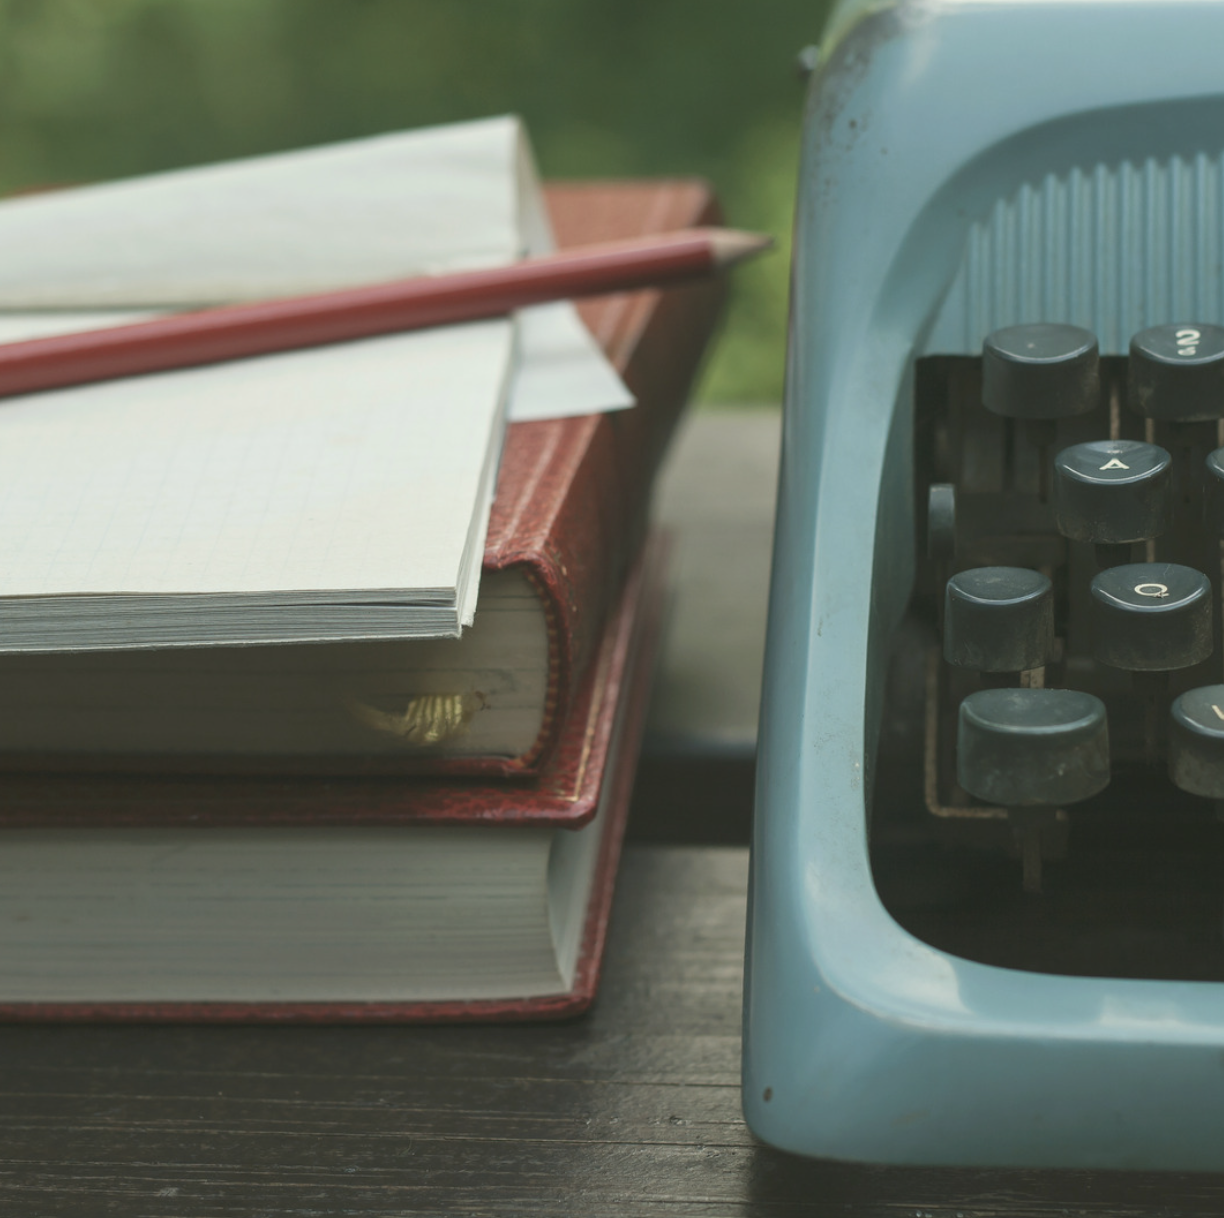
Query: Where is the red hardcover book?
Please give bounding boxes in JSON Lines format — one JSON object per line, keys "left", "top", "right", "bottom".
{"left": 0, "top": 536, "right": 667, "bottom": 1023}
{"left": 0, "top": 181, "right": 720, "bottom": 779}
{"left": 478, "top": 181, "right": 722, "bottom": 775}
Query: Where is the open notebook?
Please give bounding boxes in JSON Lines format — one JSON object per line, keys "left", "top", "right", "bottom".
{"left": 0, "top": 117, "right": 629, "bottom": 652}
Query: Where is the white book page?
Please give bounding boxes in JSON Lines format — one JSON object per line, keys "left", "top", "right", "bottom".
{"left": 0, "top": 319, "right": 513, "bottom": 600}
{"left": 0, "top": 825, "right": 568, "bottom": 1002}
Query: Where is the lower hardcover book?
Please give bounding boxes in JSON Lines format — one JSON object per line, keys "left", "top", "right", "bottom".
{"left": 0, "top": 538, "right": 666, "bottom": 1022}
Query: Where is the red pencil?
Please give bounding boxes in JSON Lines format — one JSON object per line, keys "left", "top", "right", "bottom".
{"left": 0, "top": 227, "right": 770, "bottom": 399}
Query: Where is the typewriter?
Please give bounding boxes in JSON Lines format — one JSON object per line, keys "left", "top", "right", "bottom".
{"left": 744, "top": 0, "right": 1224, "bottom": 1170}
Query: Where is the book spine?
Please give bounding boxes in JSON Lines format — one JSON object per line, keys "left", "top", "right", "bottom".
{"left": 428, "top": 182, "right": 724, "bottom": 778}
{"left": 482, "top": 414, "right": 619, "bottom": 774}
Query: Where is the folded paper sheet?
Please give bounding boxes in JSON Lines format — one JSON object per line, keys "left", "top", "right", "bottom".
{"left": 0, "top": 116, "right": 632, "bottom": 421}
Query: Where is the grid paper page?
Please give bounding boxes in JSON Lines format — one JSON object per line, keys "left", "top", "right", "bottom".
{"left": 0, "top": 320, "right": 512, "bottom": 601}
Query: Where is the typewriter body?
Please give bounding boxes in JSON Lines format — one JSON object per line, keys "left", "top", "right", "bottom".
{"left": 744, "top": 0, "right": 1224, "bottom": 1169}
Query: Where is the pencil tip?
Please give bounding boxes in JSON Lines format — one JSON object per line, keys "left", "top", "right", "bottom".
{"left": 705, "top": 228, "right": 774, "bottom": 268}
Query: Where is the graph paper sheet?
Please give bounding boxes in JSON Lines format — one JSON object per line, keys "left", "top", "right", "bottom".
{"left": 0, "top": 319, "right": 512, "bottom": 651}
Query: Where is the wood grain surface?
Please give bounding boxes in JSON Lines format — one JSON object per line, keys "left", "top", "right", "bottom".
{"left": 3, "top": 845, "right": 1224, "bottom": 1216}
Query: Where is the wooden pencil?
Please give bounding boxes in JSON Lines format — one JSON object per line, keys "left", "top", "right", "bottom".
{"left": 0, "top": 227, "right": 770, "bottom": 399}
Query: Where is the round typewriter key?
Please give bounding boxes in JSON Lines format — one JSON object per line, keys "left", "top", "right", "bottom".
{"left": 1053, "top": 439, "right": 1171, "bottom": 544}
{"left": 957, "top": 688, "right": 1110, "bottom": 806}
{"left": 1205, "top": 448, "right": 1224, "bottom": 534}
{"left": 1170, "top": 686, "right": 1224, "bottom": 798}
{"left": 1090, "top": 563, "right": 1213, "bottom": 671}
{"left": 1129, "top": 323, "right": 1224, "bottom": 421}
{"left": 983, "top": 323, "right": 1100, "bottom": 420}
{"left": 944, "top": 567, "right": 1054, "bottom": 672}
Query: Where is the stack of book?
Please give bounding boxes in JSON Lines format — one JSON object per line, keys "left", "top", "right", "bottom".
{"left": 0, "top": 120, "right": 724, "bottom": 1020}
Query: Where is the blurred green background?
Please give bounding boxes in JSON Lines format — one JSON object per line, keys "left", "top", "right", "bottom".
{"left": 0, "top": 0, "right": 835, "bottom": 401}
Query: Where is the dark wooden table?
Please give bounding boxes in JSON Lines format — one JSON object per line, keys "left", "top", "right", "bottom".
{"left": 5, "top": 832, "right": 1224, "bottom": 1216}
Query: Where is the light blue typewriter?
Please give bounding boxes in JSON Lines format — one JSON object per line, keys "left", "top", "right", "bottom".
{"left": 744, "top": 0, "right": 1224, "bottom": 1170}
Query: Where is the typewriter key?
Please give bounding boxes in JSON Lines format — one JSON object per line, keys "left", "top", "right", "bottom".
{"left": 983, "top": 324, "right": 1100, "bottom": 420}
{"left": 1169, "top": 686, "right": 1224, "bottom": 799}
{"left": 1204, "top": 449, "right": 1224, "bottom": 534}
{"left": 1089, "top": 563, "right": 1213, "bottom": 671}
{"left": 1129, "top": 324, "right": 1224, "bottom": 421}
{"left": 1053, "top": 440, "right": 1171, "bottom": 546}
{"left": 944, "top": 567, "right": 1053, "bottom": 673}
{"left": 957, "top": 688, "right": 1110, "bottom": 807}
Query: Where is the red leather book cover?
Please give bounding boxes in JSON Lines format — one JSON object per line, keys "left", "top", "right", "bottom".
{"left": 0, "top": 536, "right": 667, "bottom": 1022}
{"left": 461, "top": 179, "right": 723, "bottom": 776}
